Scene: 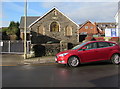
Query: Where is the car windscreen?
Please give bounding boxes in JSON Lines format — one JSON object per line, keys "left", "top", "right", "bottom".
{"left": 72, "top": 42, "right": 88, "bottom": 50}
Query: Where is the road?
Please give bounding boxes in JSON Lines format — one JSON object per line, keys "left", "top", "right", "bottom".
{"left": 2, "top": 62, "right": 119, "bottom": 88}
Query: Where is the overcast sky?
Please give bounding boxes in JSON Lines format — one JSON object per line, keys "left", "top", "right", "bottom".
{"left": 1, "top": 1, "right": 119, "bottom": 27}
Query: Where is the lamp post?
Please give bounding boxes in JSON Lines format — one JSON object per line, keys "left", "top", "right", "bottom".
{"left": 24, "top": 0, "right": 27, "bottom": 59}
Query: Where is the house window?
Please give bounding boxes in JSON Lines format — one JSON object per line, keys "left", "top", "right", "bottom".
{"left": 110, "top": 24, "right": 115, "bottom": 27}
{"left": 101, "top": 24, "right": 106, "bottom": 27}
{"left": 80, "top": 32, "right": 87, "bottom": 35}
{"left": 65, "top": 25, "right": 72, "bottom": 36}
{"left": 38, "top": 25, "right": 45, "bottom": 35}
{"left": 85, "top": 26, "right": 88, "bottom": 29}
{"left": 106, "top": 25, "right": 108, "bottom": 27}
{"left": 90, "top": 26, "right": 93, "bottom": 29}
{"left": 50, "top": 22, "right": 59, "bottom": 32}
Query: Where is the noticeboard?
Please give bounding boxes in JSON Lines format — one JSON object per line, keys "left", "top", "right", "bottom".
{"left": 105, "top": 28, "right": 117, "bottom": 37}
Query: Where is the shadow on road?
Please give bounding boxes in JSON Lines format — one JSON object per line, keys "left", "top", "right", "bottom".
{"left": 56, "top": 61, "right": 113, "bottom": 68}
{"left": 90, "top": 74, "right": 119, "bottom": 87}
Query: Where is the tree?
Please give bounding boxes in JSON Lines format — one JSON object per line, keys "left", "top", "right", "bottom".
{"left": 6, "top": 21, "right": 20, "bottom": 40}
{"left": 0, "top": 27, "right": 8, "bottom": 32}
{"left": 1, "top": 27, "right": 9, "bottom": 40}
{"left": 16, "top": 22, "right": 20, "bottom": 40}
{"left": 7, "top": 21, "right": 17, "bottom": 35}
{"left": 1, "top": 21, "right": 20, "bottom": 40}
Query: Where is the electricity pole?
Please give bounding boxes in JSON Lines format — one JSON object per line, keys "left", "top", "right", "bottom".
{"left": 24, "top": 0, "right": 27, "bottom": 59}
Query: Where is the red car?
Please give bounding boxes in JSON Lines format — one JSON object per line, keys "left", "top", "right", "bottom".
{"left": 55, "top": 41, "right": 120, "bottom": 67}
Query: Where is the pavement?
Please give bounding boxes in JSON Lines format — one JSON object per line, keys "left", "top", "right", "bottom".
{"left": 1, "top": 54, "right": 56, "bottom": 66}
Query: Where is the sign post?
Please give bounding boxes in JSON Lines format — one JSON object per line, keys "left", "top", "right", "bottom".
{"left": 24, "top": 0, "right": 27, "bottom": 59}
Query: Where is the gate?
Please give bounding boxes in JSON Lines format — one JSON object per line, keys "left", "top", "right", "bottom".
{"left": 0, "top": 40, "right": 31, "bottom": 54}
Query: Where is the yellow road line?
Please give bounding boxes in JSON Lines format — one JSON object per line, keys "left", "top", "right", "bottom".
{"left": 0, "top": 65, "right": 17, "bottom": 66}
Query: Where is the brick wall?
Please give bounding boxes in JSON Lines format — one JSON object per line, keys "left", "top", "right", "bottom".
{"left": 79, "top": 21, "right": 99, "bottom": 34}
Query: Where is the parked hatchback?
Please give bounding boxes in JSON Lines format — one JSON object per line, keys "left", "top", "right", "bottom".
{"left": 55, "top": 41, "right": 120, "bottom": 67}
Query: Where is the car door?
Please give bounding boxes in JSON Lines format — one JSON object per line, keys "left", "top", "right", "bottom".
{"left": 78, "top": 42, "right": 98, "bottom": 63}
{"left": 96, "top": 42, "right": 112, "bottom": 60}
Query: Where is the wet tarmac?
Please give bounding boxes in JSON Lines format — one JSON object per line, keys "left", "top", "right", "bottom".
{"left": 2, "top": 62, "right": 119, "bottom": 88}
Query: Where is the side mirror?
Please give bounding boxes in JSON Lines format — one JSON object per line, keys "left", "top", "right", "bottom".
{"left": 82, "top": 47, "right": 87, "bottom": 51}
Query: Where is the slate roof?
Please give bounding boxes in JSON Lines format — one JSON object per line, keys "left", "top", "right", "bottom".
{"left": 79, "top": 22, "right": 116, "bottom": 30}
{"left": 28, "top": 7, "right": 79, "bottom": 28}
{"left": 19, "top": 16, "right": 40, "bottom": 28}
{"left": 96, "top": 22, "right": 116, "bottom": 29}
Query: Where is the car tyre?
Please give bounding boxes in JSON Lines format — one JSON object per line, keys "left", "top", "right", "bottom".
{"left": 68, "top": 56, "right": 80, "bottom": 67}
{"left": 111, "top": 54, "right": 120, "bottom": 65}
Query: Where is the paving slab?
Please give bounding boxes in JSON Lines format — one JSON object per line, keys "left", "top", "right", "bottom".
{"left": 1, "top": 54, "right": 55, "bottom": 66}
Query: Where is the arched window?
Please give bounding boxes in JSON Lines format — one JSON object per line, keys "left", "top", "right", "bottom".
{"left": 50, "top": 22, "right": 59, "bottom": 32}
{"left": 38, "top": 25, "right": 45, "bottom": 35}
{"left": 65, "top": 25, "right": 72, "bottom": 36}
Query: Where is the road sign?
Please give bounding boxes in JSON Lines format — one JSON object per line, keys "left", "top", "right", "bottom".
{"left": 105, "top": 28, "right": 117, "bottom": 37}
{"left": 111, "top": 28, "right": 116, "bottom": 37}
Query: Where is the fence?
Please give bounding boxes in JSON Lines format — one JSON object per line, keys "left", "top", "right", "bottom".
{"left": 0, "top": 40, "right": 31, "bottom": 54}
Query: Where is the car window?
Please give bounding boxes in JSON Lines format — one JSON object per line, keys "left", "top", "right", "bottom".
{"left": 98, "top": 42, "right": 110, "bottom": 48}
{"left": 72, "top": 42, "right": 88, "bottom": 50}
{"left": 84, "top": 42, "right": 97, "bottom": 50}
{"left": 109, "top": 43, "right": 116, "bottom": 46}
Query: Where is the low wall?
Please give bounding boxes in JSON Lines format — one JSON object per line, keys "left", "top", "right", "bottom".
{"left": 32, "top": 37, "right": 120, "bottom": 57}
{"left": 32, "top": 42, "right": 80, "bottom": 57}
{"left": 42, "top": 43, "right": 60, "bottom": 56}
{"left": 85, "top": 36, "right": 120, "bottom": 43}
{"left": 109, "top": 37, "right": 119, "bottom": 42}
{"left": 32, "top": 43, "right": 60, "bottom": 57}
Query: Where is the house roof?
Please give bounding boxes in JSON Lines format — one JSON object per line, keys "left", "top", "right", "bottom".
{"left": 79, "top": 22, "right": 116, "bottom": 29}
{"left": 96, "top": 22, "right": 116, "bottom": 24}
{"left": 96, "top": 22, "right": 116, "bottom": 29}
{"left": 79, "top": 20, "right": 95, "bottom": 29}
{"left": 28, "top": 7, "right": 79, "bottom": 28}
{"left": 19, "top": 16, "right": 40, "bottom": 28}
{"left": 79, "top": 20, "right": 92, "bottom": 29}
{"left": 78, "top": 20, "right": 103, "bottom": 34}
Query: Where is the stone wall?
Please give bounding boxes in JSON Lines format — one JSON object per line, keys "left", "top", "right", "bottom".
{"left": 32, "top": 42, "right": 79, "bottom": 57}
{"left": 30, "top": 8, "right": 78, "bottom": 44}
{"left": 32, "top": 43, "right": 60, "bottom": 57}
{"left": 42, "top": 43, "right": 60, "bottom": 56}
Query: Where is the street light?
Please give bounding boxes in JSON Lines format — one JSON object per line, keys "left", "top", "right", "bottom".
{"left": 24, "top": 0, "right": 27, "bottom": 59}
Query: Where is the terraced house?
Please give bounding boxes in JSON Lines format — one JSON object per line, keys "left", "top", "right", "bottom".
{"left": 78, "top": 21, "right": 116, "bottom": 42}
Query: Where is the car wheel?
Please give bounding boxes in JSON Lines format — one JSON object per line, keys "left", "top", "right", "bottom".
{"left": 111, "top": 54, "right": 120, "bottom": 65}
{"left": 68, "top": 56, "right": 80, "bottom": 67}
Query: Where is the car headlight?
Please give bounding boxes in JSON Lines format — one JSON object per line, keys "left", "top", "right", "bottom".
{"left": 58, "top": 53, "right": 68, "bottom": 57}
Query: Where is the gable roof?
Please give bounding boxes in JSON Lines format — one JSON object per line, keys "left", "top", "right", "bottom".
{"left": 19, "top": 16, "right": 40, "bottom": 28}
{"left": 79, "top": 20, "right": 95, "bottom": 29}
{"left": 28, "top": 7, "right": 79, "bottom": 28}
{"left": 79, "top": 20, "right": 103, "bottom": 34}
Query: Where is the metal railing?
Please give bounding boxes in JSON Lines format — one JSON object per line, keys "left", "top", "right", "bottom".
{"left": 0, "top": 40, "right": 31, "bottom": 54}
